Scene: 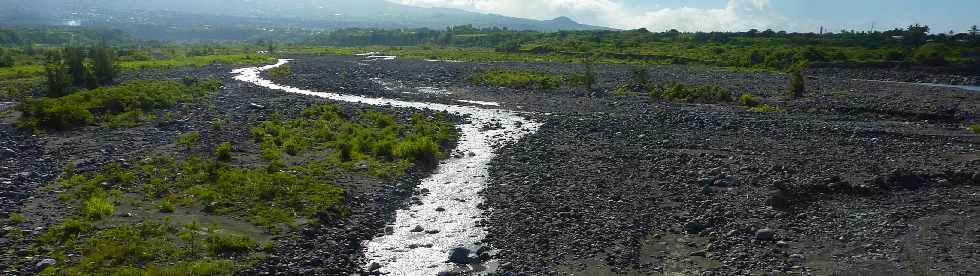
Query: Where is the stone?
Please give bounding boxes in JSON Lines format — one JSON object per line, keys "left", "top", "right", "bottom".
{"left": 435, "top": 207, "right": 446, "bottom": 212}
{"left": 35, "top": 258, "right": 56, "bottom": 271}
{"left": 755, "top": 228, "right": 776, "bottom": 241}
{"left": 447, "top": 247, "right": 475, "bottom": 264}
{"left": 367, "top": 262, "right": 381, "bottom": 271}
{"left": 410, "top": 225, "right": 424, "bottom": 232}
{"left": 701, "top": 271, "right": 716, "bottom": 276}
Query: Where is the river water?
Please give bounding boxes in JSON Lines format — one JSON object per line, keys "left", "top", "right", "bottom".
{"left": 232, "top": 59, "right": 540, "bottom": 275}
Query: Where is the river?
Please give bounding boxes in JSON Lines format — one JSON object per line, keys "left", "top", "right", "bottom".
{"left": 232, "top": 59, "right": 540, "bottom": 275}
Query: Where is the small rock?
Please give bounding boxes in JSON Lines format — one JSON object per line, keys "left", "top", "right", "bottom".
{"left": 447, "top": 247, "right": 475, "bottom": 264}
{"left": 410, "top": 225, "right": 424, "bottom": 232}
{"left": 368, "top": 262, "right": 381, "bottom": 271}
{"left": 384, "top": 226, "right": 394, "bottom": 235}
{"left": 789, "top": 254, "right": 805, "bottom": 263}
{"left": 755, "top": 228, "right": 776, "bottom": 241}
{"left": 425, "top": 229, "right": 441, "bottom": 234}
{"left": 435, "top": 207, "right": 446, "bottom": 212}
{"left": 701, "top": 271, "right": 716, "bottom": 276}
{"left": 35, "top": 258, "right": 56, "bottom": 271}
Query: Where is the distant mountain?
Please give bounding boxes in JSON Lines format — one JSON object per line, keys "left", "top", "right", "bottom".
{"left": 0, "top": 0, "right": 613, "bottom": 37}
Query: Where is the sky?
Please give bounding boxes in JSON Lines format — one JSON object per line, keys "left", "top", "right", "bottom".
{"left": 391, "top": 0, "right": 980, "bottom": 33}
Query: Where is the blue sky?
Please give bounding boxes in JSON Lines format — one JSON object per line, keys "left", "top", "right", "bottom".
{"left": 394, "top": 0, "right": 979, "bottom": 33}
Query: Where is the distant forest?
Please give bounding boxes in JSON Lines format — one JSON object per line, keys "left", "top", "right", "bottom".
{"left": 2, "top": 24, "right": 979, "bottom": 71}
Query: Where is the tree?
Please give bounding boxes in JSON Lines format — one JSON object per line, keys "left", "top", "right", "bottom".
{"left": 0, "top": 49, "right": 14, "bottom": 68}
{"left": 64, "top": 46, "right": 94, "bottom": 88}
{"left": 788, "top": 67, "right": 805, "bottom": 98}
{"left": 628, "top": 66, "right": 648, "bottom": 89}
{"left": 92, "top": 40, "right": 116, "bottom": 86}
{"left": 44, "top": 50, "right": 70, "bottom": 98}
{"left": 970, "top": 25, "right": 979, "bottom": 38}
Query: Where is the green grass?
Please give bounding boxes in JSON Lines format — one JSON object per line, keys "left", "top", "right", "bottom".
{"left": 17, "top": 78, "right": 221, "bottom": 130}
{"left": 467, "top": 69, "right": 563, "bottom": 90}
{"left": 7, "top": 213, "right": 27, "bottom": 224}
{"left": 969, "top": 123, "right": 980, "bottom": 134}
{"left": 748, "top": 104, "right": 787, "bottom": 113}
{"left": 38, "top": 220, "right": 257, "bottom": 276}
{"left": 266, "top": 64, "right": 292, "bottom": 78}
{"left": 178, "top": 131, "right": 201, "bottom": 149}
{"left": 83, "top": 195, "right": 115, "bottom": 219}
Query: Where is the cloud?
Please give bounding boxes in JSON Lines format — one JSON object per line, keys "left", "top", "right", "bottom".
{"left": 392, "top": 0, "right": 785, "bottom": 31}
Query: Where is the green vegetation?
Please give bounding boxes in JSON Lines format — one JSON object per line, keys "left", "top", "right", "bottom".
{"left": 178, "top": 131, "right": 202, "bottom": 149}
{"left": 969, "top": 123, "right": 980, "bottom": 134}
{"left": 266, "top": 64, "right": 292, "bottom": 78}
{"left": 467, "top": 69, "right": 562, "bottom": 90}
{"left": 569, "top": 63, "right": 598, "bottom": 90}
{"left": 303, "top": 24, "right": 980, "bottom": 71}
{"left": 18, "top": 78, "right": 222, "bottom": 130}
{"left": 748, "top": 104, "right": 787, "bottom": 113}
{"left": 251, "top": 104, "right": 456, "bottom": 177}
{"left": 38, "top": 219, "right": 256, "bottom": 276}
{"left": 7, "top": 213, "right": 27, "bottom": 224}
{"left": 788, "top": 68, "right": 806, "bottom": 98}
{"left": 214, "top": 142, "right": 233, "bottom": 162}
{"left": 649, "top": 83, "right": 732, "bottom": 103}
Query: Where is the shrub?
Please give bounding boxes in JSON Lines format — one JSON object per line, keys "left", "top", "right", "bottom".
{"left": 214, "top": 142, "right": 233, "bottom": 162}
{"left": 468, "top": 69, "right": 562, "bottom": 90}
{"left": 19, "top": 79, "right": 221, "bottom": 130}
{"left": 7, "top": 213, "right": 27, "bottom": 224}
{"left": 266, "top": 64, "right": 292, "bottom": 78}
{"left": 158, "top": 199, "right": 175, "bottom": 213}
{"left": 39, "top": 218, "right": 93, "bottom": 245}
{"left": 749, "top": 104, "right": 786, "bottom": 113}
{"left": 628, "top": 67, "right": 649, "bottom": 89}
{"left": 650, "top": 83, "right": 732, "bottom": 103}
{"left": 788, "top": 69, "right": 805, "bottom": 98}
{"left": 84, "top": 195, "right": 115, "bottom": 219}
{"left": 569, "top": 64, "right": 597, "bottom": 90}
{"left": 205, "top": 231, "right": 257, "bottom": 256}
{"left": 738, "top": 93, "right": 761, "bottom": 107}
{"left": 394, "top": 136, "right": 440, "bottom": 164}
{"left": 178, "top": 131, "right": 201, "bottom": 149}
{"left": 969, "top": 123, "right": 980, "bottom": 134}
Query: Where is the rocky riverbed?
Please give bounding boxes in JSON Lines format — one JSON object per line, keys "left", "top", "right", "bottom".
{"left": 2, "top": 55, "right": 979, "bottom": 275}
{"left": 271, "top": 55, "right": 979, "bottom": 275}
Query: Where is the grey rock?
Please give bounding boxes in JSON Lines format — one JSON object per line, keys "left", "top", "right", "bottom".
{"left": 447, "top": 247, "right": 475, "bottom": 264}
{"left": 35, "top": 258, "right": 56, "bottom": 271}
{"left": 410, "top": 225, "right": 424, "bottom": 232}
{"left": 755, "top": 228, "right": 776, "bottom": 241}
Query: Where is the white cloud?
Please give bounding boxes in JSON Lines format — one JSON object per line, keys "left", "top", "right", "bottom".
{"left": 392, "top": 0, "right": 786, "bottom": 31}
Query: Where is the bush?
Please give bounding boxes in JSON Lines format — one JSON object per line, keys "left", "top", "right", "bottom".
{"left": 7, "top": 213, "right": 27, "bottom": 224}
{"left": 969, "top": 123, "right": 980, "bottom": 134}
{"left": 569, "top": 64, "right": 597, "bottom": 90}
{"left": 748, "top": 104, "right": 786, "bottom": 113}
{"left": 19, "top": 79, "right": 221, "bottom": 130}
{"left": 205, "top": 231, "right": 257, "bottom": 256}
{"left": 266, "top": 64, "right": 292, "bottom": 78}
{"left": 650, "top": 83, "right": 732, "bottom": 103}
{"left": 468, "top": 69, "right": 562, "bottom": 90}
{"left": 788, "top": 69, "right": 805, "bottom": 98}
{"left": 628, "top": 67, "right": 649, "bottom": 89}
{"left": 214, "top": 142, "right": 233, "bottom": 162}
{"left": 394, "top": 136, "right": 440, "bottom": 164}
{"left": 738, "top": 93, "right": 761, "bottom": 107}
{"left": 84, "top": 195, "right": 115, "bottom": 219}
{"left": 178, "top": 131, "right": 201, "bottom": 149}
